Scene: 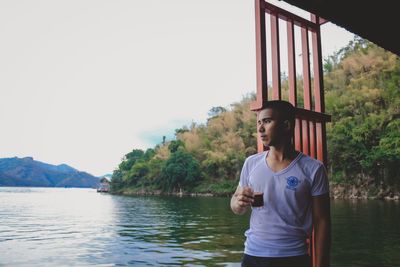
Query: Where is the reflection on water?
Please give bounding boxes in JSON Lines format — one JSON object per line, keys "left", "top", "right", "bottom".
{"left": 0, "top": 187, "right": 117, "bottom": 266}
{"left": 109, "top": 196, "right": 249, "bottom": 266}
{"left": 0, "top": 188, "right": 248, "bottom": 266}
{"left": 0, "top": 187, "right": 399, "bottom": 266}
{"left": 331, "top": 199, "right": 400, "bottom": 267}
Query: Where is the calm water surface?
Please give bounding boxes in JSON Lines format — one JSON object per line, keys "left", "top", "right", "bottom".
{"left": 0, "top": 187, "right": 399, "bottom": 266}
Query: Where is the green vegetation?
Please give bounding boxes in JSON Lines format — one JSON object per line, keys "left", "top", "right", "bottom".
{"left": 111, "top": 36, "right": 399, "bottom": 197}
{"left": 325, "top": 36, "right": 400, "bottom": 191}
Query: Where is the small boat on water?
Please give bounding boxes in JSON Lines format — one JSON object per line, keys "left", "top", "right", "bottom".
{"left": 97, "top": 177, "right": 110, "bottom": 193}
{"left": 97, "top": 185, "right": 109, "bottom": 193}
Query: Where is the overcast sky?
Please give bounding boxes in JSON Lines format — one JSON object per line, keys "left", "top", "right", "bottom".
{"left": 0, "top": 0, "right": 354, "bottom": 176}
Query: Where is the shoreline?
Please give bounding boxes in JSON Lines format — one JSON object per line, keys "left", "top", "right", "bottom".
{"left": 329, "top": 184, "right": 400, "bottom": 201}
{"left": 113, "top": 184, "right": 400, "bottom": 201}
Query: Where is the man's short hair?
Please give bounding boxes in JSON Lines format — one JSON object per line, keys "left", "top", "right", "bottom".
{"left": 261, "top": 100, "right": 296, "bottom": 127}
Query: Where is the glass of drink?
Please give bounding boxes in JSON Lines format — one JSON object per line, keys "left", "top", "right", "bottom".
{"left": 249, "top": 182, "right": 264, "bottom": 208}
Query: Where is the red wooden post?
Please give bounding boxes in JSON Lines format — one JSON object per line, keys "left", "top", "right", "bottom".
{"left": 311, "top": 14, "right": 328, "bottom": 164}
{"left": 250, "top": 0, "right": 268, "bottom": 112}
{"left": 310, "top": 121, "right": 316, "bottom": 158}
{"left": 302, "top": 119, "right": 310, "bottom": 155}
{"left": 295, "top": 118, "right": 302, "bottom": 151}
{"left": 301, "top": 27, "right": 312, "bottom": 110}
{"left": 287, "top": 18, "right": 300, "bottom": 150}
{"left": 287, "top": 19, "right": 297, "bottom": 106}
{"left": 270, "top": 11, "right": 281, "bottom": 100}
{"left": 251, "top": 0, "right": 268, "bottom": 152}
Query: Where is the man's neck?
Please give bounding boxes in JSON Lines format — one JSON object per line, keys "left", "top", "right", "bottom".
{"left": 268, "top": 144, "right": 297, "bottom": 162}
{"left": 266, "top": 144, "right": 298, "bottom": 173}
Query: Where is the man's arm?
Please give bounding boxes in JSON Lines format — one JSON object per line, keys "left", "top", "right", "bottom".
{"left": 230, "top": 185, "right": 254, "bottom": 215}
{"left": 312, "top": 193, "right": 331, "bottom": 267}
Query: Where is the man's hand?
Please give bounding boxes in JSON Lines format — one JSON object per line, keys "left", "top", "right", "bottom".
{"left": 230, "top": 186, "right": 254, "bottom": 215}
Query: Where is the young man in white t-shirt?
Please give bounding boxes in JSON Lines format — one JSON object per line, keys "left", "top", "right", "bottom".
{"left": 231, "top": 100, "right": 331, "bottom": 267}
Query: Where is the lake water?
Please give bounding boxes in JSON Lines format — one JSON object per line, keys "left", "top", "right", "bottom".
{"left": 0, "top": 187, "right": 399, "bottom": 266}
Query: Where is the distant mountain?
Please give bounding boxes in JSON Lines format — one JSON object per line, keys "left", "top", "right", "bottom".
{"left": 0, "top": 157, "right": 100, "bottom": 188}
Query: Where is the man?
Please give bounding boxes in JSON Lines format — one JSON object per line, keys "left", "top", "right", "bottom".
{"left": 231, "top": 100, "right": 331, "bottom": 267}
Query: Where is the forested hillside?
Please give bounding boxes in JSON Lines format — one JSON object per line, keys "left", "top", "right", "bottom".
{"left": 324, "top": 37, "right": 400, "bottom": 198}
{"left": 111, "top": 37, "right": 400, "bottom": 198}
{"left": 111, "top": 95, "right": 257, "bottom": 195}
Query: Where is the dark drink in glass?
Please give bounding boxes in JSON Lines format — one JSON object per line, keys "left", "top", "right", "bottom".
{"left": 252, "top": 192, "right": 264, "bottom": 207}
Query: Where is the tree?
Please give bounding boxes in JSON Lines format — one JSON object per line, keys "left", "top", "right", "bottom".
{"left": 325, "top": 37, "right": 400, "bottom": 186}
{"left": 110, "top": 169, "right": 124, "bottom": 192}
{"left": 161, "top": 150, "right": 201, "bottom": 192}
{"left": 168, "top": 140, "right": 185, "bottom": 153}
{"left": 127, "top": 161, "right": 149, "bottom": 185}
{"left": 119, "top": 149, "right": 144, "bottom": 171}
{"left": 208, "top": 106, "right": 227, "bottom": 119}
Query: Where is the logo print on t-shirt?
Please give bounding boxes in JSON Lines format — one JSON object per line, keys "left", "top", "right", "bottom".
{"left": 286, "top": 176, "right": 300, "bottom": 190}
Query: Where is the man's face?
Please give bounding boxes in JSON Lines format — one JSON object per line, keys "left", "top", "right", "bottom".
{"left": 257, "top": 108, "right": 286, "bottom": 147}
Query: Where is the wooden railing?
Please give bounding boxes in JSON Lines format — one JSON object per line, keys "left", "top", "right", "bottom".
{"left": 250, "top": 0, "right": 331, "bottom": 165}
{"left": 250, "top": 1, "right": 331, "bottom": 265}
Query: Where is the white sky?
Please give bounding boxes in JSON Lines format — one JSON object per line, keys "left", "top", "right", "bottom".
{"left": 0, "top": 0, "right": 354, "bottom": 176}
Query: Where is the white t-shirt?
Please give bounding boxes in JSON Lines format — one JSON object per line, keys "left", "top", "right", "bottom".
{"left": 239, "top": 150, "right": 329, "bottom": 257}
